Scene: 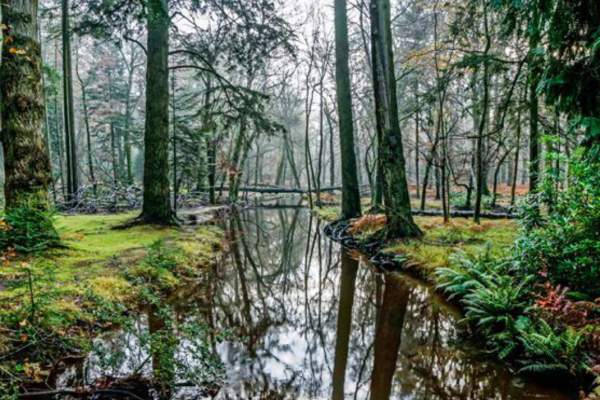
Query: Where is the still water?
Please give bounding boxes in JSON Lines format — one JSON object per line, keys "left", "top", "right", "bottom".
{"left": 57, "top": 207, "right": 574, "bottom": 399}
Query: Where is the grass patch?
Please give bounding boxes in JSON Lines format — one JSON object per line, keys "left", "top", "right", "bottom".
{"left": 384, "top": 217, "right": 517, "bottom": 281}
{"left": 0, "top": 212, "right": 224, "bottom": 386}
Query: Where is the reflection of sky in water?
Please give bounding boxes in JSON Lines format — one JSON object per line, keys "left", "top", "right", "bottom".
{"left": 59, "top": 208, "right": 575, "bottom": 400}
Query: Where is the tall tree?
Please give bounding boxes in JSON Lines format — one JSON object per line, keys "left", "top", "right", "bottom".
{"left": 75, "top": 44, "right": 96, "bottom": 197}
{"left": 139, "top": 0, "right": 175, "bottom": 224}
{"left": 1, "top": 0, "right": 52, "bottom": 208}
{"left": 334, "top": 0, "right": 362, "bottom": 219}
{"left": 474, "top": 0, "right": 491, "bottom": 224}
{"left": 527, "top": 7, "right": 541, "bottom": 197}
{"left": 61, "top": 0, "right": 79, "bottom": 202}
{"left": 370, "top": 0, "right": 421, "bottom": 237}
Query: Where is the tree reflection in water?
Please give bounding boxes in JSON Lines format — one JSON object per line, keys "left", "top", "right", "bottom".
{"left": 59, "top": 207, "right": 575, "bottom": 399}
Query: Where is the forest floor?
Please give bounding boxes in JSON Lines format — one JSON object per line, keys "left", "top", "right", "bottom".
{"left": 0, "top": 213, "right": 224, "bottom": 390}
{"left": 314, "top": 205, "right": 517, "bottom": 283}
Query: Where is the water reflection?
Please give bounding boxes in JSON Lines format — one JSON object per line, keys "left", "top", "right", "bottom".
{"left": 57, "top": 207, "right": 574, "bottom": 399}
{"left": 332, "top": 250, "right": 359, "bottom": 400}
{"left": 370, "top": 274, "right": 411, "bottom": 400}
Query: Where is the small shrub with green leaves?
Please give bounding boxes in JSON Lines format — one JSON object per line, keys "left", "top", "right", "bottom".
{"left": 437, "top": 245, "right": 593, "bottom": 377}
{"left": 437, "top": 251, "right": 535, "bottom": 359}
{"left": 515, "top": 148, "right": 600, "bottom": 297}
{"left": 0, "top": 204, "right": 60, "bottom": 254}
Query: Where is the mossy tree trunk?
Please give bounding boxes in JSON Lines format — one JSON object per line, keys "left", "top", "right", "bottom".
{"left": 1, "top": 0, "right": 52, "bottom": 209}
{"left": 370, "top": 0, "right": 421, "bottom": 238}
{"left": 139, "top": 0, "right": 175, "bottom": 224}
{"left": 334, "top": 0, "right": 362, "bottom": 219}
{"left": 369, "top": 0, "right": 384, "bottom": 210}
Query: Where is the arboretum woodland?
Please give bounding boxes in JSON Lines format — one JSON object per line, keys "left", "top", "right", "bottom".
{"left": 0, "top": 0, "right": 599, "bottom": 399}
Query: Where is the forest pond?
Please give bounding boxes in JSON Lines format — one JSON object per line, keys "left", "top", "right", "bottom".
{"left": 53, "top": 207, "right": 575, "bottom": 400}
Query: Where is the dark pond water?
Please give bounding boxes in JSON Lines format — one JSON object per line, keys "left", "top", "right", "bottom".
{"left": 55, "top": 207, "right": 575, "bottom": 399}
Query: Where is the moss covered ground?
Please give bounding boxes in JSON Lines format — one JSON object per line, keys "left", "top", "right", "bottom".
{"left": 0, "top": 213, "right": 224, "bottom": 384}
{"left": 384, "top": 217, "right": 517, "bottom": 282}
{"left": 314, "top": 205, "right": 517, "bottom": 283}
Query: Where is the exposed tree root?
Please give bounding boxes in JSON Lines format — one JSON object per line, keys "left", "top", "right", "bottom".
{"left": 112, "top": 213, "right": 182, "bottom": 230}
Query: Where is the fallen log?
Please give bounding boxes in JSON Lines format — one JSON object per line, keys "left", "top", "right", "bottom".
{"left": 194, "top": 186, "right": 343, "bottom": 194}
{"left": 412, "top": 209, "right": 516, "bottom": 219}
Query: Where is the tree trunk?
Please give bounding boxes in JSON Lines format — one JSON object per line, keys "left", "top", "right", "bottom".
{"left": 511, "top": 99, "right": 522, "bottom": 206}
{"left": 53, "top": 42, "right": 66, "bottom": 199}
{"left": 474, "top": 0, "right": 491, "bottom": 224}
{"left": 491, "top": 148, "right": 512, "bottom": 208}
{"left": 139, "top": 0, "right": 174, "bottom": 224}
{"left": 325, "top": 103, "right": 336, "bottom": 187}
{"left": 123, "top": 48, "right": 137, "bottom": 186}
{"left": 171, "top": 72, "right": 178, "bottom": 211}
{"left": 414, "top": 86, "right": 420, "bottom": 199}
{"left": 371, "top": 0, "right": 421, "bottom": 237}
{"left": 198, "top": 76, "right": 212, "bottom": 191}
{"left": 528, "top": 8, "right": 541, "bottom": 196}
{"left": 420, "top": 156, "right": 432, "bottom": 211}
{"left": 1, "top": 0, "right": 52, "bottom": 208}
{"left": 228, "top": 121, "right": 246, "bottom": 203}
{"left": 334, "top": 0, "right": 362, "bottom": 219}
{"left": 62, "top": 0, "right": 78, "bottom": 203}
{"left": 303, "top": 58, "right": 316, "bottom": 209}
{"left": 75, "top": 47, "right": 96, "bottom": 197}
{"left": 207, "top": 133, "right": 217, "bottom": 204}
{"left": 369, "top": 0, "right": 384, "bottom": 210}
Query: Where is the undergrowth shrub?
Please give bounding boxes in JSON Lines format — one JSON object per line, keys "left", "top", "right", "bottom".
{"left": 437, "top": 251, "right": 590, "bottom": 376}
{"left": 516, "top": 318, "right": 589, "bottom": 376}
{"left": 515, "top": 147, "right": 600, "bottom": 297}
{"left": 0, "top": 204, "right": 59, "bottom": 254}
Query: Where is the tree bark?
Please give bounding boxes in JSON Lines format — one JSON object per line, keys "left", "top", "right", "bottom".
{"left": 474, "top": 0, "right": 491, "bottom": 224}
{"left": 139, "top": 0, "right": 175, "bottom": 224}
{"left": 528, "top": 8, "right": 541, "bottom": 196}
{"left": 61, "top": 0, "right": 78, "bottom": 202}
{"left": 171, "top": 71, "right": 178, "bottom": 211}
{"left": 414, "top": 83, "right": 420, "bottom": 199}
{"left": 1, "top": 0, "right": 52, "bottom": 209}
{"left": 511, "top": 99, "right": 522, "bottom": 206}
{"left": 334, "top": 0, "right": 362, "bottom": 219}
{"left": 370, "top": 0, "right": 421, "bottom": 237}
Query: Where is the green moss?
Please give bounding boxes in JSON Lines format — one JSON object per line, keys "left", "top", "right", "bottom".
{"left": 312, "top": 206, "right": 341, "bottom": 221}
{"left": 385, "top": 217, "right": 518, "bottom": 281}
{"left": 0, "top": 212, "right": 224, "bottom": 373}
